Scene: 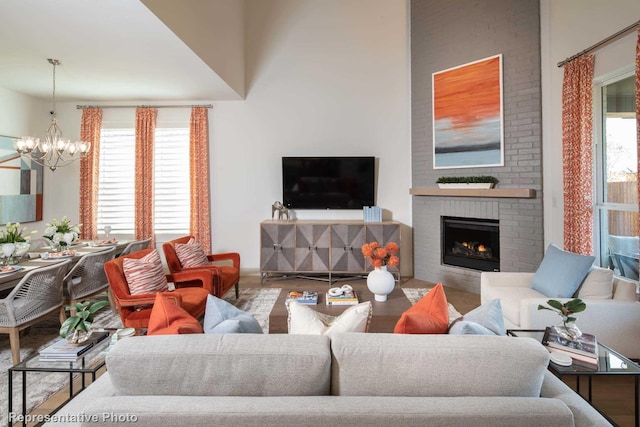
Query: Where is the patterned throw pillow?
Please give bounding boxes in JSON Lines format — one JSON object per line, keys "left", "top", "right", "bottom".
{"left": 123, "top": 249, "right": 169, "bottom": 295}
{"left": 175, "top": 238, "right": 209, "bottom": 267}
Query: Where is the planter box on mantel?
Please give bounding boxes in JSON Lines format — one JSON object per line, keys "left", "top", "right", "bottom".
{"left": 437, "top": 183, "right": 495, "bottom": 189}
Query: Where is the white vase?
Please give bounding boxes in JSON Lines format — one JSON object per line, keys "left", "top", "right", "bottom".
{"left": 1, "top": 243, "right": 16, "bottom": 265}
{"left": 63, "top": 232, "right": 75, "bottom": 246}
{"left": 367, "top": 265, "right": 395, "bottom": 302}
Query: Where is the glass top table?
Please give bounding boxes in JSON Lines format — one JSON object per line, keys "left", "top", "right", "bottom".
{"left": 508, "top": 329, "right": 640, "bottom": 426}
{"left": 7, "top": 332, "right": 113, "bottom": 427}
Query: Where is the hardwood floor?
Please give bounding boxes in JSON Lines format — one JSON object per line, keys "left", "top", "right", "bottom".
{"left": 17, "top": 275, "right": 638, "bottom": 427}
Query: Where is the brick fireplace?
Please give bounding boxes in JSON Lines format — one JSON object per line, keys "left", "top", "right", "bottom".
{"left": 410, "top": 0, "right": 544, "bottom": 293}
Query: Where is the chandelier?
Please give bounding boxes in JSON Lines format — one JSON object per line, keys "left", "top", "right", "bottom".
{"left": 14, "top": 59, "right": 91, "bottom": 171}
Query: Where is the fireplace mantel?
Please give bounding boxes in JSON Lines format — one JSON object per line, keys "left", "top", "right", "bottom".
{"left": 410, "top": 187, "right": 536, "bottom": 199}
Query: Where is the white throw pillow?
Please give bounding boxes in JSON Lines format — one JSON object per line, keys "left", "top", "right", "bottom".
{"left": 575, "top": 266, "right": 613, "bottom": 299}
{"left": 286, "top": 300, "right": 372, "bottom": 337}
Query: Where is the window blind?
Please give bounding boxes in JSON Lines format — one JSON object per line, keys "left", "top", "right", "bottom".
{"left": 98, "top": 127, "right": 190, "bottom": 237}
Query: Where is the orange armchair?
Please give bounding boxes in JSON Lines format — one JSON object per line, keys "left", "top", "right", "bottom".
{"left": 104, "top": 249, "right": 211, "bottom": 329}
{"left": 163, "top": 235, "right": 240, "bottom": 299}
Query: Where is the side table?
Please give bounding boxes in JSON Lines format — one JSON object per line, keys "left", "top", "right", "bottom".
{"left": 508, "top": 329, "right": 640, "bottom": 426}
{"left": 7, "top": 331, "right": 115, "bottom": 427}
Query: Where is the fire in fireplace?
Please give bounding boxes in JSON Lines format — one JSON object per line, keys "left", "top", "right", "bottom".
{"left": 441, "top": 216, "right": 499, "bottom": 271}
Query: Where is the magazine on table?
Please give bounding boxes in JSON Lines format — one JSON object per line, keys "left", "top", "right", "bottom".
{"left": 39, "top": 331, "right": 110, "bottom": 361}
{"left": 542, "top": 327, "right": 598, "bottom": 364}
{"left": 326, "top": 290, "right": 359, "bottom": 306}
{"left": 286, "top": 291, "right": 319, "bottom": 305}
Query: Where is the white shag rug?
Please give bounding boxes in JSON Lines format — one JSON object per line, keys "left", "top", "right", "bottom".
{"left": 401, "top": 288, "right": 463, "bottom": 323}
{"left": 0, "top": 287, "right": 281, "bottom": 426}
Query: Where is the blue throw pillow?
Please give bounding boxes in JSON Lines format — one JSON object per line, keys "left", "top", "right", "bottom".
{"left": 448, "top": 320, "right": 496, "bottom": 335}
{"left": 530, "top": 244, "right": 595, "bottom": 298}
{"left": 203, "top": 295, "right": 263, "bottom": 334}
{"left": 447, "top": 298, "right": 506, "bottom": 336}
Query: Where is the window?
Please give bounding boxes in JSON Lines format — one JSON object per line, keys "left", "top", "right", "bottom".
{"left": 594, "top": 72, "right": 638, "bottom": 279}
{"left": 97, "top": 127, "right": 190, "bottom": 238}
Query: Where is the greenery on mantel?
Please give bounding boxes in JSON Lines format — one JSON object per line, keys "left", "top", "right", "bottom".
{"left": 436, "top": 176, "right": 499, "bottom": 184}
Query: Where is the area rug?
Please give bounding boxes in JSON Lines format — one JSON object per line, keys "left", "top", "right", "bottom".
{"left": 402, "top": 288, "right": 463, "bottom": 322}
{"left": 0, "top": 287, "right": 281, "bottom": 426}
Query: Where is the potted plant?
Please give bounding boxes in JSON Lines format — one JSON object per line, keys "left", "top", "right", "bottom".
{"left": 60, "top": 300, "right": 109, "bottom": 344}
{"left": 537, "top": 298, "right": 586, "bottom": 340}
{"left": 361, "top": 241, "right": 399, "bottom": 302}
{"left": 43, "top": 216, "right": 81, "bottom": 252}
{"left": 436, "top": 176, "right": 499, "bottom": 189}
{"left": 0, "top": 222, "right": 37, "bottom": 264}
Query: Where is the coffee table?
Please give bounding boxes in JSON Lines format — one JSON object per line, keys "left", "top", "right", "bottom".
{"left": 508, "top": 329, "right": 640, "bottom": 426}
{"left": 269, "top": 283, "right": 411, "bottom": 333}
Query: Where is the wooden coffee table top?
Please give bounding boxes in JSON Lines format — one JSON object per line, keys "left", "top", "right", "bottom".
{"left": 269, "top": 282, "right": 411, "bottom": 333}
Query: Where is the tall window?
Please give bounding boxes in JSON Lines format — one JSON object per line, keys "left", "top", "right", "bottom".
{"left": 594, "top": 72, "right": 638, "bottom": 278}
{"left": 97, "top": 127, "right": 190, "bottom": 238}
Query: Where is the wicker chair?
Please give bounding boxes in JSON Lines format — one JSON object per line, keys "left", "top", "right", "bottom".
{"left": 62, "top": 247, "right": 117, "bottom": 317}
{"left": 0, "top": 260, "right": 71, "bottom": 364}
{"left": 119, "top": 238, "right": 152, "bottom": 257}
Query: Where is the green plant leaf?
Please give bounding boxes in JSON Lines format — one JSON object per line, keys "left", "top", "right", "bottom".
{"left": 88, "top": 300, "right": 109, "bottom": 314}
{"left": 546, "top": 300, "right": 564, "bottom": 310}
{"left": 59, "top": 316, "right": 82, "bottom": 338}
{"left": 565, "top": 299, "right": 586, "bottom": 313}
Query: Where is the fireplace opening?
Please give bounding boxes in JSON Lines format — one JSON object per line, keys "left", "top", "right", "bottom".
{"left": 441, "top": 216, "right": 499, "bottom": 272}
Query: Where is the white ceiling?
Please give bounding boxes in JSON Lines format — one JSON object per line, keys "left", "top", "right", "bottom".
{"left": 0, "top": 0, "right": 240, "bottom": 102}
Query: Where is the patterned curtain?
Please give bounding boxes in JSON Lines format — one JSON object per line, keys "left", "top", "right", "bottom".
{"left": 189, "top": 107, "right": 211, "bottom": 253}
{"left": 562, "top": 55, "right": 595, "bottom": 255}
{"left": 79, "top": 108, "right": 102, "bottom": 240}
{"left": 134, "top": 108, "right": 157, "bottom": 242}
{"left": 636, "top": 28, "right": 640, "bottom": 249}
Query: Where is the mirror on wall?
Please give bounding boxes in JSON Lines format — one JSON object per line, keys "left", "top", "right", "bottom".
{"left": 0, "top": 135, "right": 43, "bottom": 223}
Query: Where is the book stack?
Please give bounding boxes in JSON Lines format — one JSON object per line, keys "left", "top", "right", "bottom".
{"left": 286, "top": 291, "right": 319, "bottom": 305}
{"left": 363, "top": 206, "right": 382, "bottom": 223}
{"left": 541, "top": 327, "right": 599, "bottom": 366}
{"left": 326, "top": 290, "right": 359, "bottom": 306}
{"left": 39, "top": 332, "right": 110, "bottom": 362}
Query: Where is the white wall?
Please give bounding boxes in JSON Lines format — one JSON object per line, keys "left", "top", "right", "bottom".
{"left": 213, "top": 0, "right": 411, "bottom": 274}
{"left": 24, "top": 0, "right": 412, "bottom": 275}
{"left": 541, "top": 0, "right": 640, "bottom": 250}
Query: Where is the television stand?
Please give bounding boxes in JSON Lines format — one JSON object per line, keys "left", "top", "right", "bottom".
{"left": 259, "top": 219, "right": 400, "bottom": 284}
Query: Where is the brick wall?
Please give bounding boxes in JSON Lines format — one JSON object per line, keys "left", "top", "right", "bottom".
{"left": 411, "top": 0, "right": 543, "bottom": 293}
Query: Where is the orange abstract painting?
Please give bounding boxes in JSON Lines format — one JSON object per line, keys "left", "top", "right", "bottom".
{"left": 432, "top": 54, "right": 503, "bottom": 169}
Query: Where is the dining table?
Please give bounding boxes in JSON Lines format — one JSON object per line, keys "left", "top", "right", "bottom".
{"left": 0, "top": 240, "right": 131, "bottom": 293}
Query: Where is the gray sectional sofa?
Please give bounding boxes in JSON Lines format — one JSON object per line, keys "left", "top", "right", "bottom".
{"left": 44, "top": 333, "right": 611, "bottom": 427}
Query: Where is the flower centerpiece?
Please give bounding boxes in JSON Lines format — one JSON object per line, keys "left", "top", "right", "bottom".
{"left": 361, "top": 241, "right": 399, "bottom": 302}
{"left": 43, "top": 216, "right": 81, "bottom": 252}
{"left": 537, "top": 298, "right": 586, "bottom": 340}
{"left": 0, "top": 222, "right": 36, "bottom": 264}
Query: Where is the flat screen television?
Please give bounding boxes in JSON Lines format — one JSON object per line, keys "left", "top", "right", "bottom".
{"left": 282, "top": 156, "right": 375, "bottom": 209}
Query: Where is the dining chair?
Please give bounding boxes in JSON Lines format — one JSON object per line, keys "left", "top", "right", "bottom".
{"left": 62, "top": 247, "right": 117, "bottom": 318}
{"left": 118, "top": 237, "right": 153, "bottom": 257}
{"left": 0, "top": 260, "right": 71, "bottom": 364}
{"left": 104, "top": 249, "right": 211, "bottom": 329}
{"left": 162, "top": 235, "right": 240, "bottom": 299}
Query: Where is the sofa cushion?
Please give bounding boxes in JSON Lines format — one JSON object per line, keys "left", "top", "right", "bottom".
{"left": 107, "top": 334, "right": 332, "bottom": 396}
{"left": 448, "top": 299, "right": 506, "bottom": 335}
{"left": 175, "top": 238, "right": 209, "bottom": 267}
{"left": 123, "top": 249, "right": 168, "bottom": 295}
{"left": 147, "top": 294, "right": 203, "bottom": 335}
{"left": 286, "top": 300, "right": 372, "bottom": 336}
{"left": 575, "top": 266, "right": 613, "bottom": 299}
{"left": 394, "top": 282, "right": 449, "bottom": 334}
{"left": 203, "top": 295, "right": 263, "bottom": 334}
{"left": 530, "top": 244, "right": 595, "bottom": 298}
{"left": 331, "top": 333, "right": 550, "bottom": 398}
{"left": 486, "top": 286, "right": 545, "bottom": 327}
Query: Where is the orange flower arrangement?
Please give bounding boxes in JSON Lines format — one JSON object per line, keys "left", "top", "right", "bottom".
{"left": 361, "top": 241, "right": 399, "bottom": 268}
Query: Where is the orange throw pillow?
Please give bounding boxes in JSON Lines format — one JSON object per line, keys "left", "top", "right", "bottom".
{"left": 147, "top": 293, "right": 203, "bottom": 335}
{"left": 394, "top": 282, "right": 449, "bottom": 334}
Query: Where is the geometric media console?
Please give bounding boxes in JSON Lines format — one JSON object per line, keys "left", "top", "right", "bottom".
{"left": 260, "top": 220, "right": 400, "bottom": 283}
